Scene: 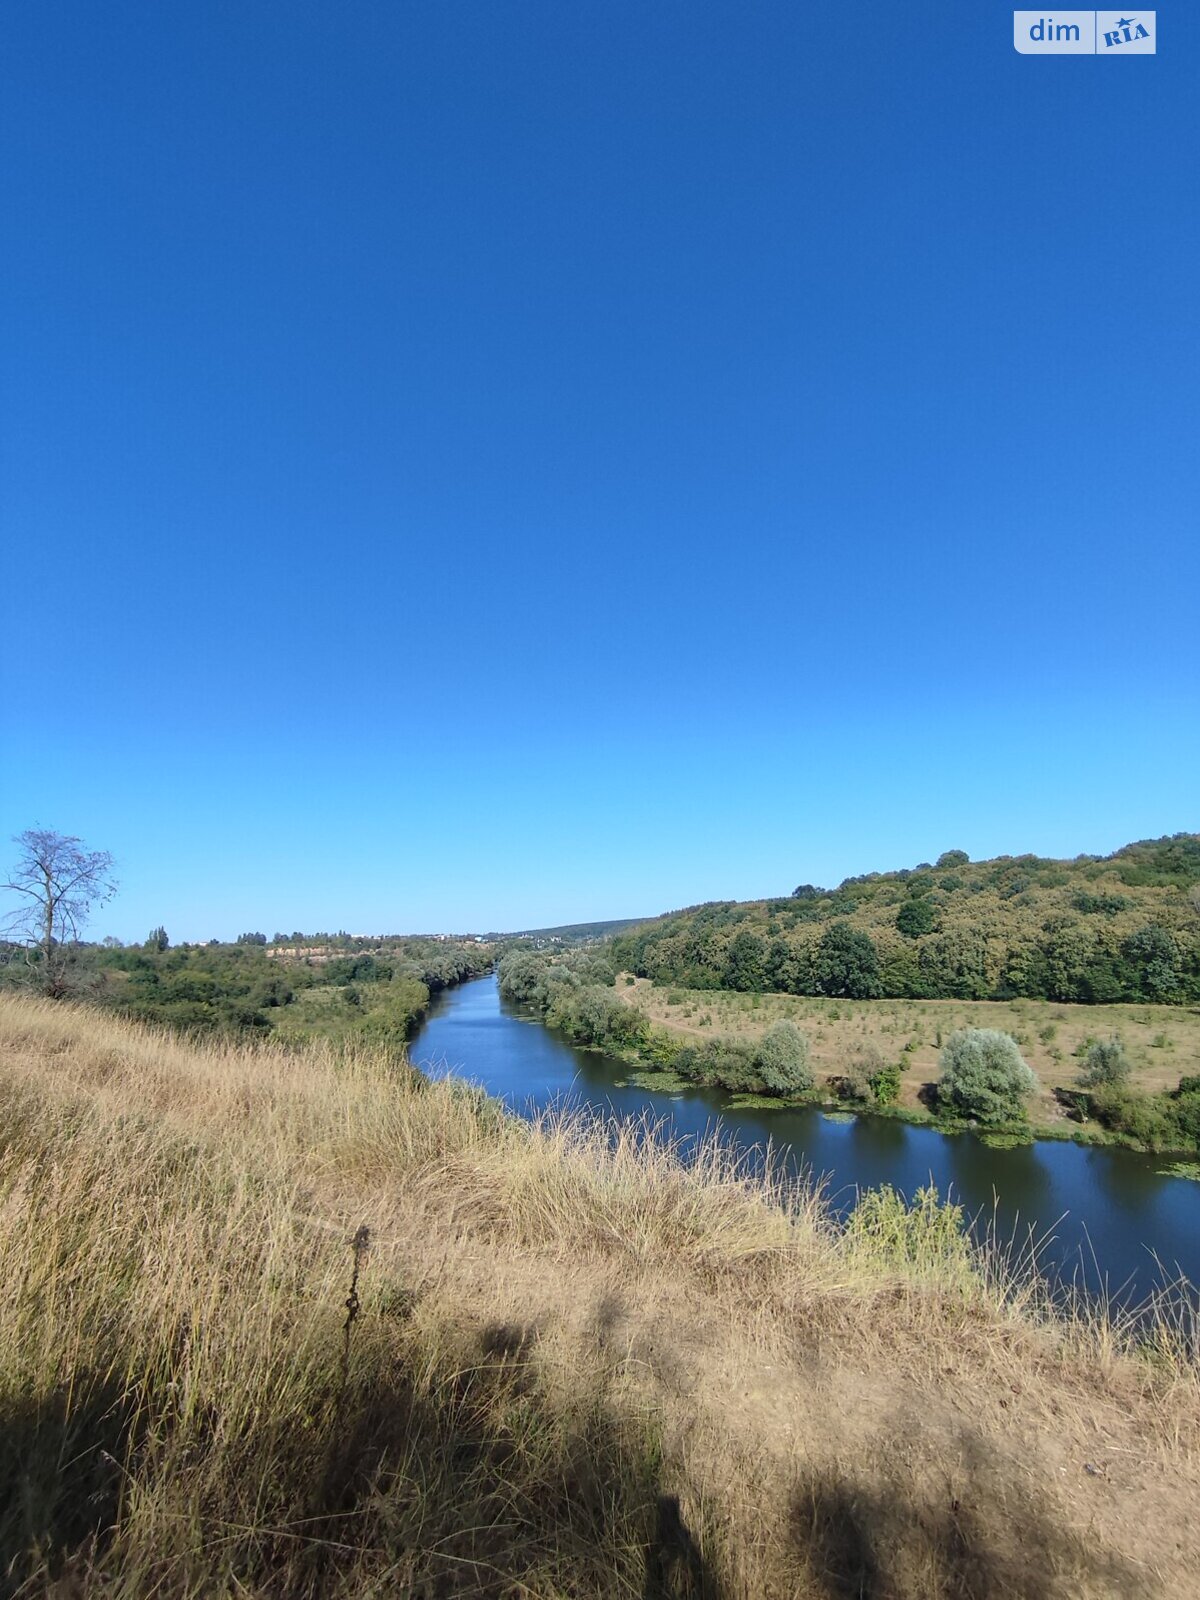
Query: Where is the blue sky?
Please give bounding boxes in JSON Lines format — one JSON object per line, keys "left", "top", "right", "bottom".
{"left": 2, "top": 3, "right": 1197, "bottom": 941}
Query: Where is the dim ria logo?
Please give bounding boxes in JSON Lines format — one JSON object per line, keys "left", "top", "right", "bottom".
{"left": 1013, "top": 11, "right": 1156, "bottom": 52}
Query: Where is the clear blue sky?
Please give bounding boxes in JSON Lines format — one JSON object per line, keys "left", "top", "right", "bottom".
{"left": 2, "top": 3, "right": 1197, "bottom": 941}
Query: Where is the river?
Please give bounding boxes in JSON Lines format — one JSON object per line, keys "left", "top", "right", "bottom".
{"left": 412, "top": 973, "right": 1200, "bottom": 1303}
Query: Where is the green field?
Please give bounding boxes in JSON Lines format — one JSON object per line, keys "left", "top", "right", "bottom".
{"left": 618, "top": 976, "right": 1200, "bottom": 1125}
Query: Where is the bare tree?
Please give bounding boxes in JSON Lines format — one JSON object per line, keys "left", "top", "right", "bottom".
{"left": 2, "top": 828, "right": 118, "bottom": 996}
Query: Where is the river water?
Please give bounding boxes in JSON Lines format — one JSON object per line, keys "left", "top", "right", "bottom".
{"left": 412, "top": 974, "right": 1200, "bottom": 1303}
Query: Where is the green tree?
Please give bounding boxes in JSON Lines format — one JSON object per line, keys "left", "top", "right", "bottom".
{"left": 812, "top": 923, "right": 882, "bottom": 999}
{"left": 937, "top": 1029, "right": 1036, "bottom": 1125}
{"left": 1121, "top": 924, "right": 1182, "bottom": 1002}
{"left": 146, "top": 926, "right": 170, "bottom": 952}
{"left": 754, "top": 1020, "right": 812, "bottom": 1093}
{"left": 936, "top": 849, "right": 969, "bottom": 868}
{"left": 1038, "top": 918, "right": 1095, "bottom": 1002}
{"left": 237, "top": 931, "right": 267, "bottom": 946}
{"left": 724, "top": 930, "right": 766, "bottom": 992}
{"left": 895, "top": 897, "right": 937, "bottom": 938}
{"left": 497, "top": 951, "right": 546, "bottom": 1004}
{"left": 918, "top": 928, "right": 991, "bottom": 1000}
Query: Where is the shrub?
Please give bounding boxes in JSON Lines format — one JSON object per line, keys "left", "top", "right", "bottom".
{"left": 833, "top": 1043, "right": 878, "bottom": 1102}
{"left": 1077, "top": 1036, "right": 1130, "bottom": 1088}
{"left": 1072, "top": 892, "right": 1131, "bottom": 916}
{"left": 936, "top": 850, "right": 970, "bottom": 868}
{"left": 1087, "top": 1085, "right": 1176, "bottom": 1151}
{"left": 548, "top": 986, "right": 649, "bottom": 1052}
{"left": 1171, "top": 1083, "right": 1200, "bottom": 1144}
{"left": 673, "top": 1038, "right": 760, "bottom": 1092}
{"left": 867, "top": 1060, "right": 903, "bottom": 1108}
{"left": 845, "top": 1184, "right": 973, "bottom": 1283}
{"left": 937, "top": 1029, "right": 1037, "bottom": 1125}
{"left": 754, "top": 1020, "right": 813, "bottom": 1094}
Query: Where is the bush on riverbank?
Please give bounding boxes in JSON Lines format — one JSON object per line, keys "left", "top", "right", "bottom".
{"left": 498, "top": 948, "right": 649, "bottom": 1053}
{"left": 1083, "top": 1074, "right": 1200, "bottom": 1152}
{"left": 756, "top": 1020, "right": 813, "bottom": 1093}
{"left": 937, "top": 1028, "right": 1037, "bottom": 1125}
{"left": 499, "top": 951, "right": 817, "bottom": 1099}
{"left": 0, "top": 934, "right": 496, "bottom": 1044}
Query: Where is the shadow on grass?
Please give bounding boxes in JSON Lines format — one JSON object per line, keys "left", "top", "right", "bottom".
{"left": 643, "top": 1492, "right": 720, "bottom": 1600}
{"left": 0, "top": 1316, "right": 723, "bottom": 1599}
{"left": 15, "top": 1320, "right": 1147, "bottom": 1599}
{"left": 0, "top": 1376, "right": 135, "bottom": 1597}
{"left": 790, "top": 1443, "right": 1144, "bottom": 1600}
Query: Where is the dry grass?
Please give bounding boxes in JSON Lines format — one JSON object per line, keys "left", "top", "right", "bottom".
{"left": 2, "top": 992, "right": 1198, "bottom": 1598}
{"left": 618, "top": 976, "right": 1200, "bottom": 1121}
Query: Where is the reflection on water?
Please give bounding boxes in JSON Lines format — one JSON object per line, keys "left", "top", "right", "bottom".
{"left": 413, "top": 974, "right": 1200, "bottom": 1302}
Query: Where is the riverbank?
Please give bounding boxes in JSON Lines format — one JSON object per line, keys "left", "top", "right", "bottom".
{"left": 419, "top": 971, "right": 1200, "bottom": 1294}
{"left": 4, "top": 991, "right": 1199, "bottom": 1596}
{"left": 52, "top": 934, "right": 496, "bottom": 1047}
{"left": 613, "top": 974, "right": 1200, "bottom": 1157}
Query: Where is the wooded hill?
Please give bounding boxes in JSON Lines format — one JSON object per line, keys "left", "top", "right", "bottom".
{"left": 490, "top": 917, "right": 649, "bottom": 945}
{"left": 610, "top": 834, "right": 1200, "bottom": 1004}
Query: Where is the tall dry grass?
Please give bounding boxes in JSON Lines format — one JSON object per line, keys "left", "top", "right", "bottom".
{"left": 1, "top": 992, "right": 1197, "bottom": 1598}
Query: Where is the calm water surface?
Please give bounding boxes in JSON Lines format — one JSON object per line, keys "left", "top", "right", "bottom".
{"left": 413, "top": 974, "right": 1200, "bottom": 1303}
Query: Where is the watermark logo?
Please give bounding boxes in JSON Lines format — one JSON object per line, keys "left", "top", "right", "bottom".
{"left": 1097, "top": 11, "right": 1155, "bottom": 49}
{"left": 1013, "top": 11, "right": 1156, "bottom": 52}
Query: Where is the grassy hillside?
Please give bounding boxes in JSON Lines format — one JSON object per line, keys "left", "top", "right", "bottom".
{"left": 4, "top": 995, "right": 1197, "bottom": 1596}
{"left": 611, "top": 834, "right": 1200, "bottom": 1005}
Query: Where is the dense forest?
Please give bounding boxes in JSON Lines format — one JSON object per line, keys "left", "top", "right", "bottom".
{"left": 610, "top": 835, "right": 1200, "bottom": 1005}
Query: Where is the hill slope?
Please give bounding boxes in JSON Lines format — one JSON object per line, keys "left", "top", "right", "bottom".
{"left": 611, "top": 834, "right": 1200, "bottom": 1003}
{"left": 489, "top": 916, "right": 650, "bottom": 944}
{"left": 2, "top": 994, "right": 1198, "bottom": 1596}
